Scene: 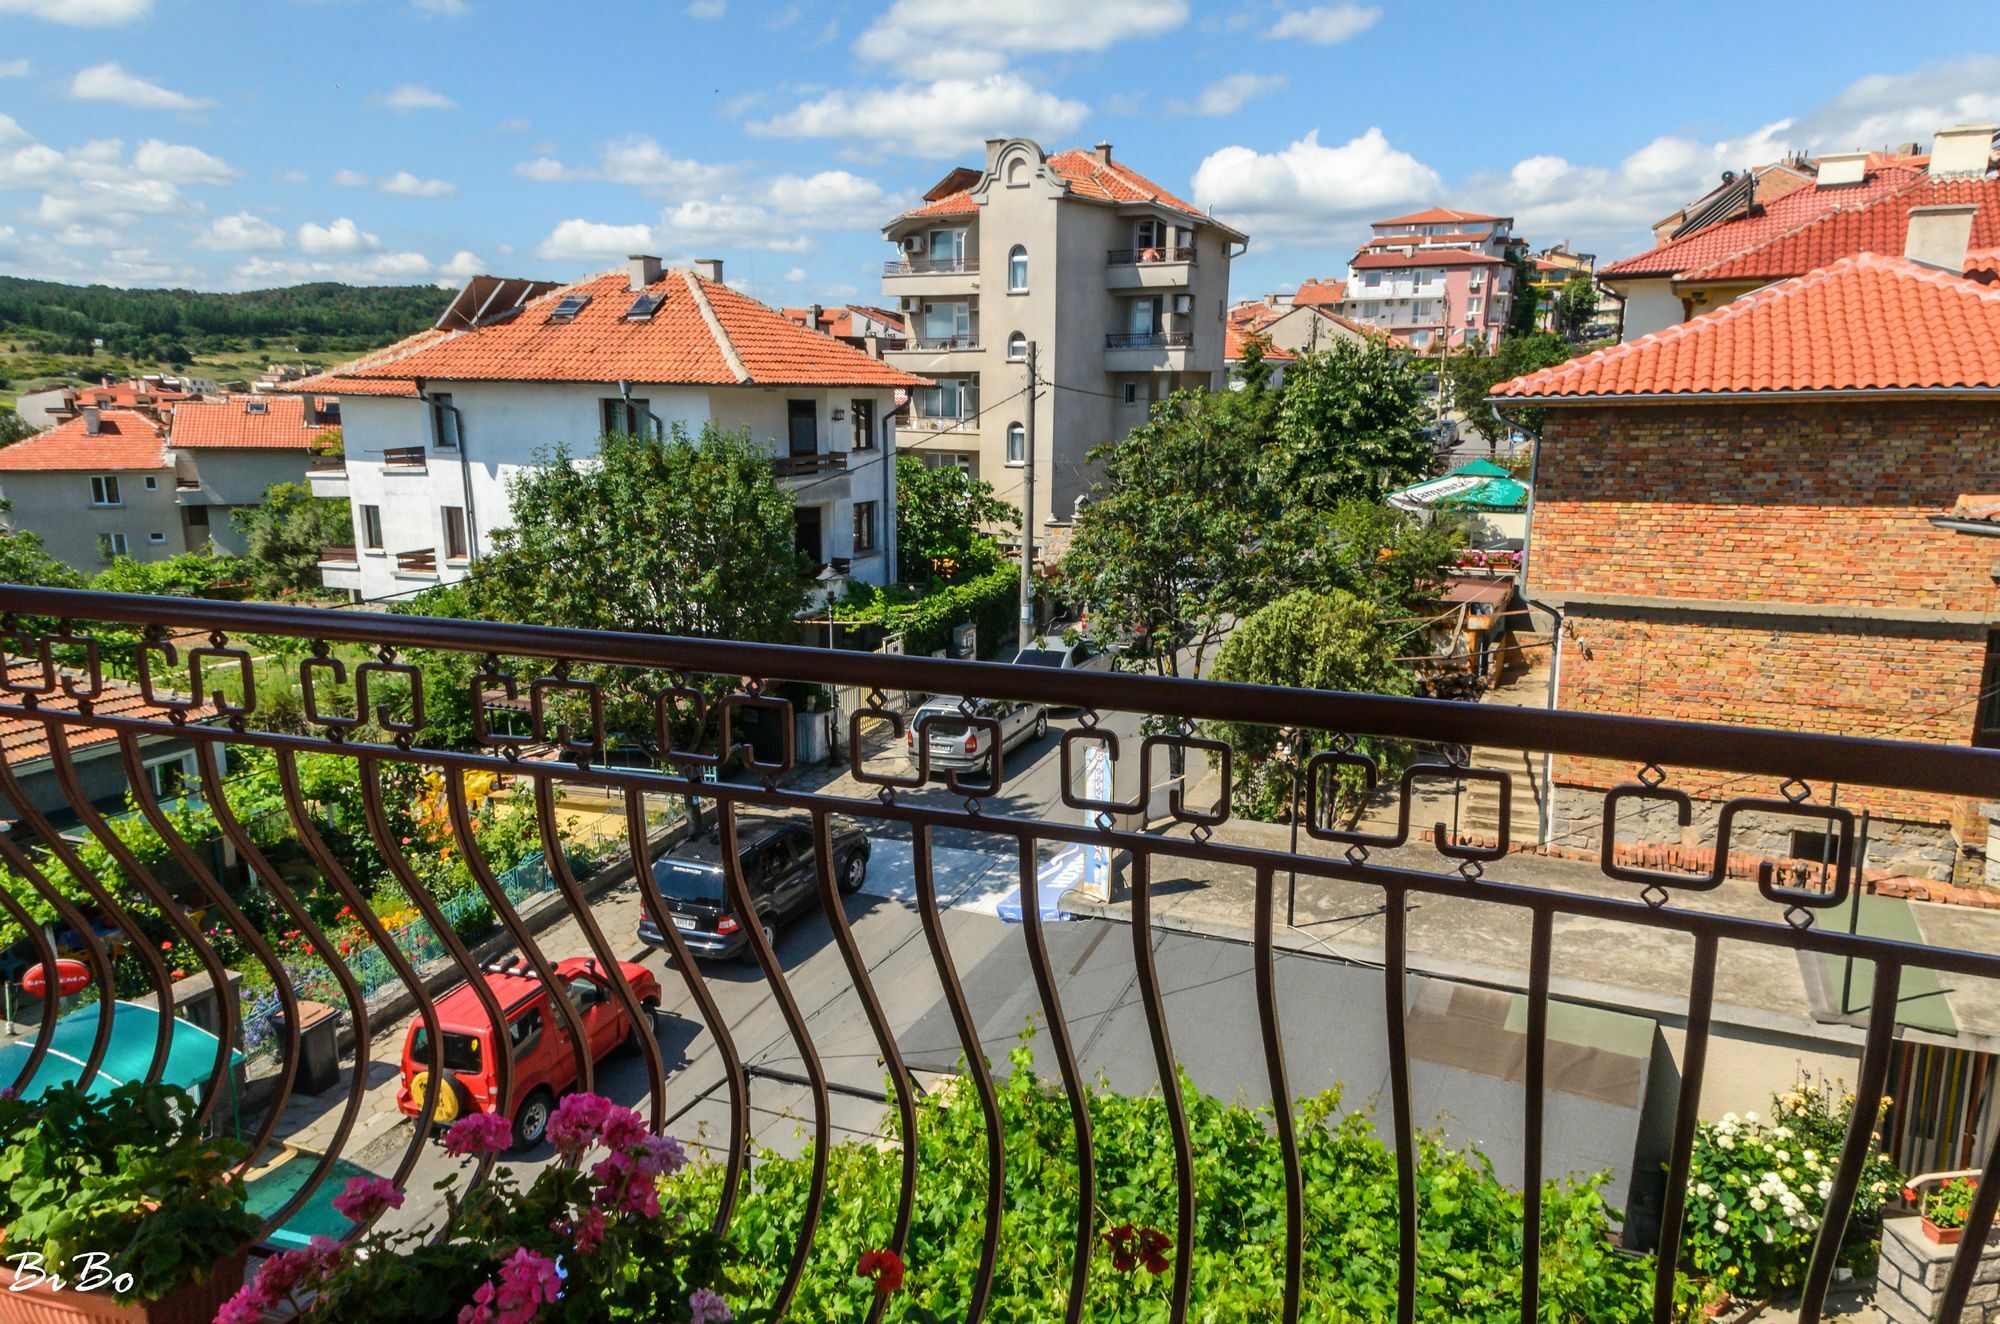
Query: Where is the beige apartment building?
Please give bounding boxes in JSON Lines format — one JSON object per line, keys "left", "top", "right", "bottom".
{"left": 880, "top": 137, "right": 1245, "bottom": 541}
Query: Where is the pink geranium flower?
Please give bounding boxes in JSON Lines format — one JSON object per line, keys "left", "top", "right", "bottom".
{"left": 688, "top": 1287, "right": 733, "bottom": 1323}
{"left": 443, "top": 1111, "right": 515, "bottom": 1157}
{"left": 545, "top": 1092, "right": 612, "bottom": 1157}
{"left": 332, "top": 1175, "right": 405, "bottom": 1224}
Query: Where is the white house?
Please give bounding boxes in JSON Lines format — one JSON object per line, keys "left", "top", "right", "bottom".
{"left": 294, "top": 257, "right": 928, "bottom": 603}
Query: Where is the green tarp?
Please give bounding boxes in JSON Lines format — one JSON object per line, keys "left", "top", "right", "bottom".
{"left": 0, "top": 1000, "right": 244, "bottom": 1101}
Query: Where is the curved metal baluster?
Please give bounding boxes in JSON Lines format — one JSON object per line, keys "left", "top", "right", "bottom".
{"left": 0, "top": 831, "right": 115, "bottom": 1091}
{"left": 911, "top": 823, "right": 1004, "bottom": 1323}
{"left": 46, "top": 733, "right": 237, "bottom": 1126}
{"left": 1796, "top": 959, "right": 1900, "bottom": 1324}
{"left": 196, "top": 743, "right": 368, "bottom": 1242}
{"left": 0, "top": 860, "right": 64, "bottom": 1096}
{"left": 716, "top": 800, "right": 829, "bottom": 1319}
{"left": 117, "top": 734, "right": 298, "bottom": 1165}
{"left": 1252, "top": 865, "right": 1303, "bottom": 1324}
{"left": 1015, "top": 829, "right": 1095, "bottom": 1324}
{"left": 1129, "top": 852, "right": 1194, "bottom": 1322}
{"left": 0, "top": 748, "right": 176, "bottom": 1088}
{"left": 1384, "top": 886, "right": 1417, "bottom": 1324}
{"left": 357, "top": 755, "right": 516, "bottom": 1191}
{"left": 808, "top": 807, "right": 918, "bottom": 1324}
{"left": 1651, "top": 933, "right": 1718, "bottom": 1324}
{"left": 531, "top": 774, "right": 667, "bottom": 1132}
{"left": 1520, "top": 908, "right": 1553, "bottom": 1324}
{"left": 624, "top": 787, "right": 749, "bottom": 1236}
{"left": 440, "top": 770, "right": 593, "bottom": 1099}
{"left": 273, "top": 748, "right": 443, "bottom": 1205}
{"left": 1937, "top": 1106, "right": 2000, "bottom": 1317}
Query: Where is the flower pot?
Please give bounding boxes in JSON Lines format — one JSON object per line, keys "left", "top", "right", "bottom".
{"left": 1702, "top": 1289, "right": 1732, "bottom": 1318}
{"left": 0, "top": 1253, "right": 245, "bottom": 1324}
{"left": 1922, "top": 1217, "right": 1965, "bottom": 1246}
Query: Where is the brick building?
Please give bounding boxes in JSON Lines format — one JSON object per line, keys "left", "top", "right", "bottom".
{"left": 1496, "top": 230, "right": 2000, "bottom": 882}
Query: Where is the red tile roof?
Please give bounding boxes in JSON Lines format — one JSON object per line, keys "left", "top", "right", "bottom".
{"left": 314, "top": 270, "right": 928, "bottom": 391}
{"left": 1599, "top": 165, "right": 1925, "bottom": 279}
{"left": 1677, "top": 175, "right": 2000, "bottom": 284}
{"left": 1225, "top": 326, "right": 1297, "bottom": 362}
{"left": 904, "top": 190, "right": 978, "bottom": 218}
{"left": 1293, "top": 278, "right": 1346, "bottom": 306}
{"left": 1374, "top": 206, "right": 1504, "bottom": 226}
{"left": 65, "top": 378, "right": 201, "bottom": 409}
{"left": 895, "top": 148, "right": 1243, "bottom": 237}
{"left": 1350, "top": 249, "right": 1504, "bottom": 270}
{"left": 1365, "top": 232, "right": 1495, "bottom": 248}
{"left": 169, "top": 395, "right": 338, "bottom": 450}
{"left": 0, "top": 408, "right": 167, "bottom": 471}
{"left": 1494, "top": 253, "right": 2000, "bottom": 401}
{"left": 0, "top": 664, "right": 191, "bottom": 766}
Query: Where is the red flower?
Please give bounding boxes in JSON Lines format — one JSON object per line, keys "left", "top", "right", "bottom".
{"left": 1102, "top": 1224, "right": 1170, "bottom": 1275}
{"left": 855, "top": 1248, "right": 905, "bottom": 1294}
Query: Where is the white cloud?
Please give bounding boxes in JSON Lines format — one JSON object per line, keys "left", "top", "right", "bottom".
{"left": 685, "top": 0, "right": 724, "bottom": 15}
{"left": 374, "top": 83, "right": 455, "bottom": 112}
{"left": 234, "top": 252, "right": 442, "bottom": 287}
{"left": 35, "top": 177, "right": 190, "bottom": 224}
{"left": 0, "top": 60, "right": 29, "bottom": 77}
{"left": 69, "top": 62, "right": 214, "bottom": 111}
{"left": 784, "top": 267, "right": 807, "bottom": 282}
{"left": 0, "top": 0, "right": 150, "bottom": 25}
{"left": 1192, "top": 127, "right": 1441, "bottom": 242}
{"left": 1169, "top": 72, "right": 1287, "bottom": 117}
{"left": 750, "top": 74, "right": 1088, "bottom": 159}
{"left": 1266, "top": 5, "right": 1380, "bottom": 45}
{"left": 412, "top": 0, "right": 467, "bottom": 14}
{"left": 536, "top": 218, "right": 654, "bottom": 262}
{"left": 856, "top": 0, "right": 1186, "bottom": 76}
{"left": 332, "top": 168, "right": 370, "bottom": 187}
{"left": 0, "top": 114, "right": 27, "bottom": 144}
{"left": 298, "top": 217, "right": 380, "bottom": 255}
{"left": 53, "top": 223, "right": 120, "bottom": 247}
{"left": 495, "top": 116, "right": 531, "bottom": 132}
{"left": 379, "top": 170, "right": 455, "bottom": 197}
{"left": 275, "top": 168, "right": 308, "bottom": 183}
{"left": 517, "top": 136, "right": 731, "bottom": 196}
{"left": 1789, "top": 54, "right": 2000, "bottom": 151}
{"left": 192, "top": 212, "right": 285, "bottom": 251}
{"left": 131, "top": 139, "right": 236, "bottom": 183}
{"left": 766, "top": 169, "right": 896, "bottom": 227}
{"left": 660, "top": 199, "right": 811, "bottom": 252}
{"left": 437, "top": 249, "right": 483, "bottom": 282}
{"left": 513, "top": 156, "right": 566, "bottom": 181}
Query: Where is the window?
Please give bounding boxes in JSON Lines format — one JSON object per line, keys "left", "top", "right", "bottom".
{"left": 1007, "top": 332, "right": 1027, "bottom": 361}
{"left": 1467, "top": 296, "right": 1483, "bottom": 316}
{"left": 442, "top": 506, "right": 468, "bottom": 561}
{"left": 1978, "top": 632, "right": 2000, "bottom": 748}
{"left": 1364, "top": 271, "right": 1382, "bottom": 287}
{"left": 187, "top": 506, "right": 208, "bottom": 527}
{"left": 1008, "top": 245, "right": 1028, "bottom": 292}
{"left": 359, "top": 504, "right": 383, "bottom": 551}
{"left": 147, "top": 531, "right": 166, "bottom": 544}
{"left": 98, "top": 533, "right": 128, "bottom": 560}
{"left": 89, "top": 475, "right": 121, "bottom": 507}
{"left": 850, "top": 398, "right": 875, "bottom": 451}
{"left": 925, "top": 452, "right": 973, "bottom": 476}
{"left": 921, "top": 301, "right": 970, "bottom": 342}
{"left": 920, "top": 377, "right": 978, "bottom": 420}
{"left": 509, "top": 1007, "right": 543, "bottom": 1055}
{"left": 1121, "top": 383, "right": 1138, "bottom": 406}
{"left": 1006, "top": 422, "right": 1025, "bottom": 465}
{"left": 853, "top": 500, "right": 879, "bottom": 553}
{"left": 787, "top": 399, "right": 817, "bottom": 457}
{"left": 143, "top": 475, "right": 158, "bottom": 490}
{"left": 1129, "top": 297, "right": 1160, "bottom": 336}
{"left": 600, "top": 396, "right": 652, "bottom": 438}
{"left": 1135, "top": 218, "right": 1164, "bottom": 251}
{"left": 430, "top": 393, "right": 459, "bottom": 450}
{"left": 1468, "top": 271, "right": 1485, "bottom": 290}
{"left": 927, "top": 229, "right": 965, "bottom": 266}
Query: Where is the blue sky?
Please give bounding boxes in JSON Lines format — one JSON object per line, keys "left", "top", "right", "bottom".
{"left": 2, "top": 0, "right": 1998, "bottom": 303}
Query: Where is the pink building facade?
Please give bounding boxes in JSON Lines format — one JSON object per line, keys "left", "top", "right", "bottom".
{"left": 1340, "top": 207, "right": 1520, "bottom": 350}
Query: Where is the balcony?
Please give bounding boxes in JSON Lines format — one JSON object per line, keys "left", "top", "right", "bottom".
{"left": 771, "top": 451, "right": 848, "bottom": 480}
{"left": 1105, "top": 330, "right": 1196, "bottom": 372}
{"left": 883, "top": 256, "right": 977, "bottom": 276}
{"left": 393, "top": 547, "right": 438, "bottom": 576}
{"left": 1106, "top": 246, "right": 1197, "bottom": 290}
{"left": 317, "top": 544, "right": 359, "bottom": 566}
{"left": 381, "top": 445, "right": 427, "bottom": 470}
{"left": 3, "top": 584, "right": 1997, "bottom": 1322}
{"left": 883, "top": 254, "right": 980, "bottom": 297}
{"left": 898, "top": 414, "right": 977, "bottom": 438}
{"left": 307, "top": 453, "right": 349, "bottom": 497}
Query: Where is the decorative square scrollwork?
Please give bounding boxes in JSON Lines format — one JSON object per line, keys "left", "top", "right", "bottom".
{"left": 1722, "top": 797, "right": 1856, "bottom": 910}
{"left": 1406, "top": 761, "right": 1511, "bottom": 863}
{"left": 1058, "top": 728, "right": 1142, "bottom": 816}
{"left": 1140, "top": 733, "right": 1230, "bottom": 827}
{"left": 530, "top": 676, "right": 604, "bottom": 758}
{"left": 936, "top": 714, "right": 1006, "bottom": 798}
{"left": 718, "top": 692, "right": 795, "bottom": 780}
{"left": 187, "top": 643, "right": 256, "bottom": 721}
{"left": 1303, "top": 748, "right": 1400, "bottom": 847}
{"left": 356, "top": 659, "right": 424, "bottom": 737}
{"left": 136, "top": 639, "right": 204, "bottom": 720}
{"left": 653, "top": 686, "right": 722, "bottom": 768}
{"left": 299, "top": 655, "right": 362, "bottom": 733}
{"left": 1, "top": 635, "right": 56, "bottom": 697}
{"left": 471, "top": 670, "right": 532, "bottom": 750}
{"left": 846, "top": 697, "right": 927, "bottom": 791}
{"left": 1600, "top": 783, "right": 1717, "bottom": 891}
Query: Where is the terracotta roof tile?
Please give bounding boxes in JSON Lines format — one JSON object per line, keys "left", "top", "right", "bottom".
{"left": 1350, "top": 249, "right": 1504, "bottom": 270}
{"left": 0, "top": 664, "right": 193, "bottom": 765}
{"left": 1677, "top": 176, "right": 2000, "bottom": 284}
{"left": 1494, "top": 253, "right": 2000, "bottom": 401}
{"left": 1225, "top": 326, "right": 1296, "bottom": 362}
{"left": 0, "top": 408, "right": 167, "bottom": 471}
{"left": 1293, "top": 278, "right": 1346, "bottom": 306}
{"left": 1599, "top": 166, "right": 1925, "bottom": 279}
{"left": 904, "top": 190, "right": 977, "bottom": 218}
{"left": 895, "top": 148, "right": 1242, "bottom": 236}
{"left": 169, "top": 395, "right": 337, "bottom": 450}
{"left": 1374, "top": 206, "right": 1504, "bottom": 226}
{"left": 315, "top": 271, "right": 926, "bottom": 391}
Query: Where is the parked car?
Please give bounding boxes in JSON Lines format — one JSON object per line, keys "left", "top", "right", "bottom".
{"left": 1011, "top": 634, "right": 1114, "bottom": 673}
{"left": 635, "top": 815, "right": 871, "bottom": 962}
{"left": 398, "top": 955, "right": 663, "bottom": 1151}
{"left": 905, "top": 694, "right": 1048, "bottom": 779}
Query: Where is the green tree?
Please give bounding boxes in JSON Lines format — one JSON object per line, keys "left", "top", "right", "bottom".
{"left": 474, "top": 423, "right": 806, "bottom": 643}
{"left": 1267, "top": 337, "right": 1434, "bottom": 510}
{"left": 1554, "top": 273, "right": 1599, "bottom": 341}
{"left": 231, "top": 482, "right": 351, "bottom": 598}
{"left": 0, "top": 407, "right": 31, "bottom": 447}
{"left": 894, "top": 453, "right": 1018, "bottom": 583}
{"left": 1057, "top": 390, "right": 1272, "bottom": 679}
{"left": 1442, "top": 333, "right": 1575, "bottom": 447}
{"left": 1281, "top": 499, "right": 1462, "bottom": 619}
{"left": 1232, "top": 333, "right": 1274, "bottom": 396}
{"left": 1507, "top": 251, "right": 1540, "bottom": 336}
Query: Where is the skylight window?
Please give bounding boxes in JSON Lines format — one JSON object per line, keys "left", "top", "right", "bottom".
{"left": 245, "top": 399, "right": 269, "bottom": 414}
{"left": 548, "top": 294, "right": 593, "bottom": 321}
{"left": 625, "top": 292, "right": 666, "bottom": 322}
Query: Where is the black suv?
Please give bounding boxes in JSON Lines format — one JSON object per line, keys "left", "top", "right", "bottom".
{"left": 636, "top": 816, "right": 871, "bottom": 962}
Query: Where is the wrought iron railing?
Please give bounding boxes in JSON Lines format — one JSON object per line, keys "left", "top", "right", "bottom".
{"left": 771, "top": 452, "right": 848, "bottom": 479}
{"left": 1107, "top": 246, "right": 1196, "bottom": 266}
{"left": 3, "top": 583, "right": 2000, "bottom": 1322}
{"left": 394, "top": 548, "right": 437, "bottom": 574}
{"left": 380, "top": 445, "right": 427, "bottom": 468}
{"left": 901, "top": 335, "right": 979, "bottom": 351}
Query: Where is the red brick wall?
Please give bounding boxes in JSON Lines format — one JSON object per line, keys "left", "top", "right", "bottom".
{"left": 1531, "top": 402, "right": 2000, "bottom": 611}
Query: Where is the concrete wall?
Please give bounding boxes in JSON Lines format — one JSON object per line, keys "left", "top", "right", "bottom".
{"left": 0, "top": 465, "right": 182, "bottom": 571}
{"left": 173, "top": 447, "right": 320, "bottom": 556}
{"left": 1616, "top": 279, "right": 1682, "bottom": 340}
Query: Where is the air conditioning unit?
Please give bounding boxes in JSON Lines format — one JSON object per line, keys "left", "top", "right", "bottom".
{"left": 903, "top": 236, "right": 922, "bottom": 252}
{"left": 1173, "top": 294, "right": 1194, "bottom": 315}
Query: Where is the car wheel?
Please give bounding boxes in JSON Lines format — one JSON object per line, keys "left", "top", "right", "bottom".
{"left": 627, "top": 998, "right": 660, "bottom": 1053}
{"left": 510, "top": 1088, "right": 554, "bottom": 1152}
{"left": 1031, "top": 709, "right": 1048, "bottom": 742}
{"left": 739, "top": 917, "right": 777, "bottom": 964}
{"left": 837, "top": 849, "right": 868, "bottom": 895}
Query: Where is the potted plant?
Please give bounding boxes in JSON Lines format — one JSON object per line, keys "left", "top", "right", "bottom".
{"left": 1923, "top": 1178, "right": 1977, "bottom": 1245}
{"left": 0, "top": 1081, "right": 258, "bottom": 1324}
{"left": 217, "top": 1093, "right": 732, "bottom": 1323}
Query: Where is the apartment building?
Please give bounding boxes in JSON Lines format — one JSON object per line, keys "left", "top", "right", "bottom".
{"left": 781, "top": 304, "right": 906, "bottom": 351}
{"left": 167, "top": 395, "right": 339, "bottom": 555}
{"left": 294, "top": 258, "right": 924, "bottom": 602}
{"left": 1339, "top": 207, "right": 1520, "bottom": 350}
{"left": 879, "top": 137, "right": 1244, "bottom": 537}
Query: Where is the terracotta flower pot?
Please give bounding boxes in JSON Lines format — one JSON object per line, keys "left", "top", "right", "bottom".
{"left": 1922, "top": 1217, "right": 1965, "bottom": 1246}
{"left": 0, "top": 1253, "right": 245, "bottom": 1324}
{"left": 1702, "top": 1288, "right": 1732, "bottom": 1318}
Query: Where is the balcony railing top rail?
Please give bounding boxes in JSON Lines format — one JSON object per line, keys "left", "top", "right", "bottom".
{"left": 1108, "top": 246, "right": 1197, "bottom": 265}
{"left": 771, "top": 451, "right": 849, "bottom": 479}
{"left": 884, "top": 256, "right": 978, "bottom": 275}
{"left": 394, "top": 548, "right": 437, "bottom": 573}
{"left": 380, "top": 445, "right": 427, "bottom": 469}
{"left": 307, "top": 453, "right": 348, "bottom": 473}
{"left": 1106, "top": 331, "right": 1194, "bottom": 350}
{"left": 903, "top": 334, "right": 979, "bottom": 351}
{"left": 5, "top": 581, "right": 2000, "bottom": 1324}
{"left": 318, "top": 545, "right": 359, "bottom": 565}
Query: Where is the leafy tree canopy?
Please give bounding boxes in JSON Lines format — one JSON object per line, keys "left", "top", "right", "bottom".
{"left": 231, "top": 482, "right": 350, "bottom": 599}
{"left": 894, "top": 453, "right": 1017, "bottom": 583}
{"left": 1554, "top": 273, "right": 1600, "bottom": 341}
{"left": 1268, "top": 338, "right": 1434, "bottom": 510}
{"left": 1208, "top": 588, "right": 1414, "bottom": 759}
{"left": 1442, "top": 333, "right": 1575, "bottom": 446}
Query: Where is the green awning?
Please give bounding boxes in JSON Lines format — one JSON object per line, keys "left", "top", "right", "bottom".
{"left": 1440, "top": 478, "right": 1530, "bottom": 511}
{"left": 0, "top": 1000, "right": 244, "bottom": 1102}
{"left": 1388, "top": 463, "right": 1531, "bottom": 513}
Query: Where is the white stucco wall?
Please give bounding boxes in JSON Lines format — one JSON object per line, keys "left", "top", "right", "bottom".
{"left": 1616, "top": 280, "right": 1683, "bottom": 341}
{"left": 0, "top": 466, "right": 181, "bottom": 570}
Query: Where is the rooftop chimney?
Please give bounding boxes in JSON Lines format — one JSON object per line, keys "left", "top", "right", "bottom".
{"left": 1906, "top": 204, "right": 1978, "bottom": 271}
{"left": 84, "top": 406, "right": 101, "bottom": 436}
{"left": 1816, "top": 151, "right": 1869, "bottom": 187}
{"left": 1930, "top": 124, "right": 1998, "bottom": 178}
{"left": 808, "top": 303, "right": 824, "bottom": 330}
{"left": 1094, "top": 141, "right": 1113, "bottom": 166}
{"left": 693, "top": 258, "right": 723, "bottom": 284}
{"left": 628, "top": 254, "right": 662, "bottom": 290}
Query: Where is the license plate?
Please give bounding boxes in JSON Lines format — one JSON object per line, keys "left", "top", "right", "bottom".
{"left": 672, "top": 916, "right": 695, "bottom": 931}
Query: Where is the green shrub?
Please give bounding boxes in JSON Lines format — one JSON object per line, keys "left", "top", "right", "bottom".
{"left": 1926, "top": 1178, "right": 1976, "bottom": 1231}
{"left": 835, "top": 563, "right": 1019, "bottom": 658}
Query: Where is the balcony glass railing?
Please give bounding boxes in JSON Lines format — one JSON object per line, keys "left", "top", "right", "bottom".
{"left": 884, "top": 256, "right": 978, "bottom": 275}
{"left": 1106, "top": 331, "right": 1193, "bottom": 349}
{"left": 1107, "top": 246, "right": 1197, "bottom": 265}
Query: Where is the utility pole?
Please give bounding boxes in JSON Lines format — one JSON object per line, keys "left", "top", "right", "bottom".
{"left": 1020, "top": 339, "right": 1038, "bottom": 648}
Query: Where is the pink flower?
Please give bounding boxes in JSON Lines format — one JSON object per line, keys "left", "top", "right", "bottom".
{"left": 457, "top": 1279, "right": 497, "bottom": 1324}
{"left": 589, "top": 1151, "right": 661, "bottom": 1219}
{"left": 595, "top": 1106, "right": 648, "bottom": 1153}
{"left": 688, "top": 1287, "right": 733, "bottom": 1324}
{"left": 213, "top": 1288, "right": 268, "bottom": 1324}
{"left": 444, "top": 1111, "right": 515, "bottom": 1157}
{"left": 546, "top": 1092, "right": 612, "bottom": 1157}
{"left": 556, "top": 1206, "right": 607, "bottom": 1256}
{"left": 495, "top": 1247, "right": 562, "bottom": 1324}
{"left": 332, "top": 1175, "right": 404, "bottom": 1224}
{"left": 636, "top": 1133, "right": 685, "bottom": 1177}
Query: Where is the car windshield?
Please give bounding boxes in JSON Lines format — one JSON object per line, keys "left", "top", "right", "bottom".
{"left": 651, "top": 859, "right": 725, "bottom": 905}
{"left": 1014, "top": 649, "right": 1068, "bottom": 667}
{"left": 410, "top": 1027, "right": 484, "bottom": 1073}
